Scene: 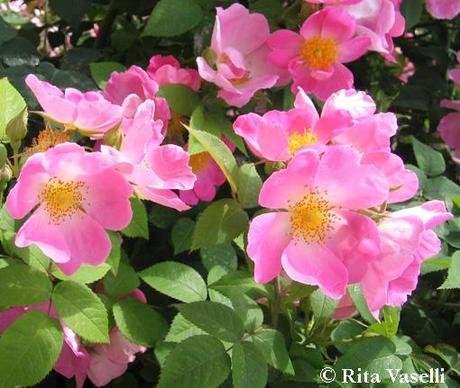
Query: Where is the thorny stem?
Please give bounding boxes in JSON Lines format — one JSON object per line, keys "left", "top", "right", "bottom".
{"left": 271, "top": 277, "right": 282, "bottom": 329}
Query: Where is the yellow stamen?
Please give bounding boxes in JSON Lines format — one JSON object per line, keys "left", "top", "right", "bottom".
{"left": 288, "top": 130, "right": 318, "bottom": 155}
{"left": 189, "top": 152, "right": 210, "bottom": 174}
{"left": 289, "top": 190, "right": 337, "bottom": 244}
{"left": 26, "top": 129, "right": 70, "bottom": 155}
{"left": 39, "top": 178, "right": 86, "bottom": 224}
{"left": 300, "top": 36, "right": 339, "bottom": 70}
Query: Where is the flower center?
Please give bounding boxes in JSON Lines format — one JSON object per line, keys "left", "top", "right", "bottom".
{"left": 300, "top": 36, "right": 339, "bottom": 70}
{"left": 26, "top": 128, "right": 70, "bottom": 155}
{"left": 288, "top": 131, "right": 318, "bottom": 155}
{"left": 289, "top": 190, "right": 337, "bottom": 244}
{"left": 189, "top": 151, "right": 210, "bottom": 174}
{"left": 39, "top": 178, "right": 86, "bottom": 224}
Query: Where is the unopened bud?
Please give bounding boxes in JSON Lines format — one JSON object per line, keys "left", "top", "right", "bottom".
{"left": 0, "top": 144, "right": 7, "bottom": 169}
{"left": 0, "top": 165, "right": 12, "bottom": 183}
{"left": 203, "top": 47, "right": 217, "bottom": 68}
{"left": 5, "top": 107, "right": 28, "bottom": 143}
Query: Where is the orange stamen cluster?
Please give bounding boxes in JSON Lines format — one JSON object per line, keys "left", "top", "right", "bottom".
{"left": 289, "top": 189, "right": 337, "bottom": 244}
{"left": 39, "top": 178, "right": 86, "bottom": 224}
{"left": 26, "top": 128, "right": 70, "bottom": 155}
{"left": 300, "top": 36, "right": 339, "bottom": 70}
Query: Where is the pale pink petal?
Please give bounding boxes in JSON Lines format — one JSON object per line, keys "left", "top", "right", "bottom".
{"left": 315, "top": 145, "right": 389, "bottom": 209}
{"left": 5, "top": 153, "right": 49, "bottom": 219}
{"left": 136, "top": 186, "right": 190, "bottom": 211}
{"left": 426, "top": 0, "right": 460, "bottom": 20}
{"left": 259, "top": 150, "right": 319, "bottom": 209}
{"left": 321, "top": 8, "right": 356, "bottom": 43}
{"left": 282, "top": 241, "right": 348, "bottom": 299}
{"left": 247, "top": 212, "right": 291, "bottom": 283}
{"left": 267, "top": 30, "right": 303, "bottom": 68}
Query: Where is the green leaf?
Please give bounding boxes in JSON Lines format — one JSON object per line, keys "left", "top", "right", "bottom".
{"left": 230, "top": 293, "right": 264, "bottom": 332}
{"left": 140, "top": 261, "right": 207, "bottom": 302}
{"left": 186, "top": 127, "right": 239, "bottom": 193}
{"left": 400, "top": 0, "right": 424, "bottom": 30}
{"left": 157, "top": 84, "right": 201, "bottom": 116}
{"left": 249, "top": 328, "right": 294, "bottom": 374}
{"left": 189, "top": 106, "right": 247, "bottom": 155}
{"left": 0, "top": 16, "right": 17, "bottom": 45}
{"left": 367, "top": 307, "right": 400, "bottom": 337}
{"left": 177, "top": 301, "right": 245, "bottom": 342}
{"left": 192, "top": 199, "right": 248, "bottom": 250}
{"left": 439, "top": 251, "right": 460, "bottom": 289}
{"left": 89, "top": 61, "right": 126, "bottom": 89}
{"left": 0, "top": 311, "right": 63, "bottom": 388}
{"left": 113, "top": 298, "right": 166, "bottom": 346}
{"left": 412, "top": 137, "right": 445, "bottom": 176}
{"left": 200, "top": 243, "right": 238, "bottom": 273}
{"left": 310, "top": 289, "right": 339, "bottom": 323}
{"left": 14, "top": 245, "right": 50, "bottom": 273}
{"left": 106, "top": 231, "right": 121, "bottom": 275}
{"left": 143, "top": 0, "right": 203, "bottom": 37}
{"left": 0, "top": 264, "right": 52, "bottom": 306}
{"left": 103, "top": 262, "right": 140, "bottom": 298}
{"left": 171, "top": 218, "right": 195, "bottom": 255}
{"left": 348, "top": 284, "right": 377, "bottom": 324}
{"left": 423, "top": 176, "right": 460, "bottom": 200}
{"left": 165, "top": 313, "right": 206, "bottom": 343}
{"left": 52, "top": 280, "right": 109, "bottom": 343}
{"left": 237, "top": 163, "right": 263, "bottom": 209}
{"left": 334, "top": 336, "right": 403, "bottom": 380}
{"left": 122, "top": 197, "right": 149, "bottom": 239}
{"left": 49, "top": 0, "right": 91, "bottom": 29}
{"left": 0, "top": 78, "right": 27, "bottom": 141}
{"left": 158, "top": 335, "right": 231, "bottom": 388}
{"left": 232, "top": 341, "right": 268, "bottom": 388}
{"left": 208, "top": 270, "right": 269, "bottom": 297}
{"left": 51, "top": 263, "right": 111, "bottom": 284}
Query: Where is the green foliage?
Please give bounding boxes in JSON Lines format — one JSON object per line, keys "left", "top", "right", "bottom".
{"left": 157, "top": 335, "right": 231, "bottom": 388}
{"left": 412, "top": 136, "right": 445, "bottom": 176}
{"left": 122, "top": 197, "right": 149, "bottom": 239}
{"left": 192, "top": 199, "right": 249, "bottom": 250}
{"left": 232, "top": 341, "right": 268, "bottom": 388}
{"left": 140, "top": 261, "right": 207, "bottom": 302}
{"left": 143, "top": 0, "right": 203, "bottom": 37}
{"left": 113, "top": 298, "right": 166, "bottom": 346}
{"left": 0, "top": 264, "right": 52, "bottom": 306}
{"left": 0, "top": 311, "right": 63, "bottom": 388}
{"left": 52, "top": 281, "right": 109, "bottom": 343}
{"left": 171, "top": 218, "right": 195, "bottom": 255}
{"left": 177, "top": 301, "right": 245, "bottom": 342}
{"left": 157, "top": 84, "right": 201, "bottom": 116}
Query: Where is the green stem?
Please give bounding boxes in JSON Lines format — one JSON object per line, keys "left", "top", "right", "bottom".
{"left": 271, "top": 277, "right": 282, "bottom": 329}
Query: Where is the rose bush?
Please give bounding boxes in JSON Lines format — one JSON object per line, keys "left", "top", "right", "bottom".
{"left": 0, "top": 0, "right": 459, "bottom": 387}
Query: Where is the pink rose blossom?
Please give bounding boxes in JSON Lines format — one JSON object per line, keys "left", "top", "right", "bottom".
{"left": 87, "top": 329, "right": 146, "bottom": 387}
{"left": 5, "top": 143, "right": 133, "bottom": 274}
{"left": 305, "top": 0, "right": 361, "bottom": 3}
{"left": 25, "top": 74, "right": 122, "bottom": 136}
{"left": 101, "top": 100, "right": 195, "bottom": 211}
{"left": 247, "top": 146, "right": 389, "bottom": 299}
{"left": 335, "top": 0, "right": 405, "bottom": 59}
{"left": 179, "top": 138, "right": 235, "bottom": 205}
{"left": 147, "top": 55, "right": 201, "bottom": 91}
{"left": 196, "top": 4, "right": 287, "bottom": 107}
{"left": 268, "top": 8, "right": 371, "bottom": 100}
{"left": 426, "top": 0, "right": 460, "bottom": 20}
{"left": 360, "top": 201, "right": 452, "bottom": 318}
{"left": 103, "top": 66, "right": 171, "bottom": 129}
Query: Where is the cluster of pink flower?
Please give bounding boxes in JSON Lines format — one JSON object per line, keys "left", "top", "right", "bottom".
{"left": 241, "top": 88, "right": 452, "bottom": 318}
{"left": 0, "top": 289, "right": 147, "bottom": 387}
{"left": 1, "top": 1, "right": 456, "bottom": 383}
{"left": 438, "top": 51, "right": 460, "bottom": 163}
{"left": 197, "top": 2, "right": 404, "bottom": 105}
